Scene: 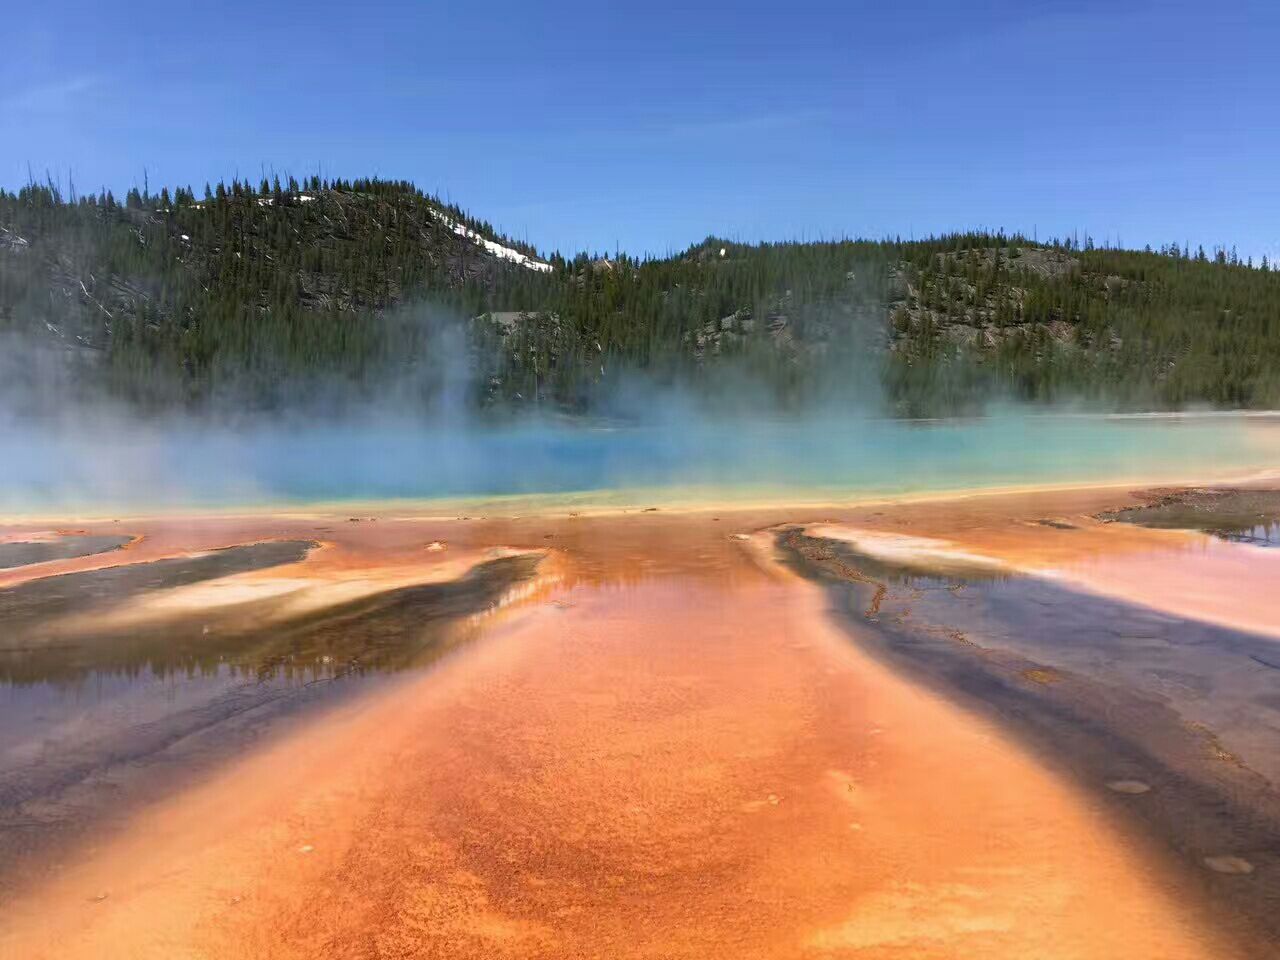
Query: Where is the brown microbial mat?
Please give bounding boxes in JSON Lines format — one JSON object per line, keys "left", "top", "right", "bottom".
{"left": 0, "top": 490, "right": 1277, "bottom": 959}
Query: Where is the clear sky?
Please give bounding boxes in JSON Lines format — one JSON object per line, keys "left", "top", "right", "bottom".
{"left": 3, "top": 1, "right": 1277, "bottom": 262}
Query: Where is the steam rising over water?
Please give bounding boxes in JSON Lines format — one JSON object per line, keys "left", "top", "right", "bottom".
{"left": 2, "top": 412, "right": 1278, "bottom": 512}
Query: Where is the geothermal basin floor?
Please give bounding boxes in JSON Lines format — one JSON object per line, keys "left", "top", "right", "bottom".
{"left": 0, "top": 490, "right": 1278, "bottom": 958}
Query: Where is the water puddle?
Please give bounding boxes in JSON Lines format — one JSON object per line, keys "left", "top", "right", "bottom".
{"left": 0, "top": 534, "right": 133, "bottom": 570}
{"left": 1099, "top": 487, "right": 1280, "bottom": 546}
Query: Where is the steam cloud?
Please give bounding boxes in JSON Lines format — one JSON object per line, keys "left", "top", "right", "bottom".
{"left": 0, "top": 303, "right": 1272, "bottom": 513}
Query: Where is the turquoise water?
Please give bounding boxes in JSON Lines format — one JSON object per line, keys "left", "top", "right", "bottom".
{"left": 2, "top": 413, "right": 1277, "bottom": 512}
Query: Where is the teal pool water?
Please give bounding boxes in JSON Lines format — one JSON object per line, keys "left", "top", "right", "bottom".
{"left": 2, "top": 412, "right": 1278, "bottom": 513}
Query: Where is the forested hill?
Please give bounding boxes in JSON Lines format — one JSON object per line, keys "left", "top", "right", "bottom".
{"left": 2, "top": 177, "right": 1278, "bottom": 417}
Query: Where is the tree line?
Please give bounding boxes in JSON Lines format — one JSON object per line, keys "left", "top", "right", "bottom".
{"left": 2, "top": 177, "right": 1277, "bottom": 416}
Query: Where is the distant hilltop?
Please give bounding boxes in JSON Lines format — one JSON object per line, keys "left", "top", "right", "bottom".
{"left": 1, "top": 176, "right": 1277, "bottom": 416}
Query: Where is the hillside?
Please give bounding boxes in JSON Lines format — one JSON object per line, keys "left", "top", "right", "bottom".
{"left": 2, "top": 177, "right": 1278, "bottom": 416}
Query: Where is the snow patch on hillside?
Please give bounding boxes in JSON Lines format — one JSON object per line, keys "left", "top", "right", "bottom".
{"left": 0, "top": 227, "right": 29, "bottom": 251}
{"left": 433, "top": 211, "right": 552, "bottom": 272}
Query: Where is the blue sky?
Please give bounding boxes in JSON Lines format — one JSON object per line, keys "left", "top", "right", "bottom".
{"left": 2, "top": 0, "right": 1277, "bottom": 262}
